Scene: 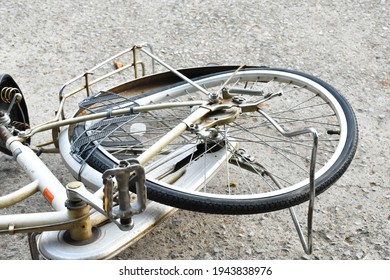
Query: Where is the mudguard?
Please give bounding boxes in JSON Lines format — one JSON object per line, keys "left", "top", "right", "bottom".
{"left": 0, "top": 74, "right": 30, "bottom": 155}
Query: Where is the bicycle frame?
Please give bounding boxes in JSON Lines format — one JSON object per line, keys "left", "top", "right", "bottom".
{"left": 0, "top": 44, "right": 173, "bottom": 259}
{"left": 0, "top": 44, "right": 319, "bottom": 259}
{"left": 0, "top": 44, "right": 243, "bottom": 259}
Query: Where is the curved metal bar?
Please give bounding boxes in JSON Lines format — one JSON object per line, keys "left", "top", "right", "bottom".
{"left": 258, "top": 109, "right": 318, "bottom": 254}
{"left": 0, "top": 180, "right": 39, "bottom": 209}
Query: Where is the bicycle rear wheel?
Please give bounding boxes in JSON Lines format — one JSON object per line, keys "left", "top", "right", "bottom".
{"left": 66, "top": 67, "right": 358, "bottom": 214}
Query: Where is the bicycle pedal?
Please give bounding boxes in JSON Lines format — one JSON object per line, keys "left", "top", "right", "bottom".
{"left": 65, "top": 160, "right": 146, "bottom": 231}
{"left": 102, "top": 160, "right": 146, "bottom": 227}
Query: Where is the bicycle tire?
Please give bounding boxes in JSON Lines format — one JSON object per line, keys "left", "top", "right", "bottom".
{"left": 67, "top": 67, "right": 358, "bottom": 214}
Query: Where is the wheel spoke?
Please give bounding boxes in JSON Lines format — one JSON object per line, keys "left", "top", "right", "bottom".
{"left": 68, "top": 67, "right": 357, "bottom": 214}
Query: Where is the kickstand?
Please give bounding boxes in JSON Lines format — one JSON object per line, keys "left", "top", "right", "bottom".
{"left": 288, "top": 131, "right": 317, "bottom": 254}
{"left": 289, "top": 200, "right": 315, "bottom": 254}
{"left": 258, "top": 109, "right": 318, "bottom": 254}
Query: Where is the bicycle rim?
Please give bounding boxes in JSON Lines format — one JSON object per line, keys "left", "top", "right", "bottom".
{"left": 68, "top": 67, "right": 358, "bottom": 214}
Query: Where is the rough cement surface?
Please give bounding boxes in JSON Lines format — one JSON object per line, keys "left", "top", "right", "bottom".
{"left": 0, "top": 0, "right": 389, "bottom": 260}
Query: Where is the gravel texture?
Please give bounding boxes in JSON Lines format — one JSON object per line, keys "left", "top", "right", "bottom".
{"left": 0, "top": 0, "right": 389, "bottom": 260}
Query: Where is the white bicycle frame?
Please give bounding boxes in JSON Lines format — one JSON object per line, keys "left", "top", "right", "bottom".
{"left": 0, "top": 44, "right": 319, "bottom": 259}
{"left": 0, "top": 99, "right": 215, "bottom": 259}
{"left": 0, "top": 44, "right": 242, "bottom": 259}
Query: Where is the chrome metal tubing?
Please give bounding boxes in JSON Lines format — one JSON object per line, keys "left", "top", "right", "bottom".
{"left": 258, "top": 109, "right": 319, "bottom": 254}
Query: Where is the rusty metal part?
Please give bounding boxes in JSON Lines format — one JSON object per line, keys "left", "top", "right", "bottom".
{"left": 0, "top": 124, "right": 12, "bottom": 143}
{"left": 64, "top": 181, "right": 94, "bottom": 242}
{"left": 0, "top": 87, "right": 22, "bottom": 103}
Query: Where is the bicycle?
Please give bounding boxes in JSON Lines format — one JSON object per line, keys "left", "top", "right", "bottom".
{"left": 0, "top": 43, "right": 358, "bottom": 259}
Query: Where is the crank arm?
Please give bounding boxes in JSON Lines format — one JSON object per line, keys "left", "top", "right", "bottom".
{"left": 66, "top": 160, "right": 146, "bottom": 231}
{"left": 66, "top": 182, "right": 134, "bottom": 231}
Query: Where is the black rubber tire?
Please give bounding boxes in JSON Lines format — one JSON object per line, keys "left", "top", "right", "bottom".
{"left": 71, "top": 68, "right": 358, "bottom": 214}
